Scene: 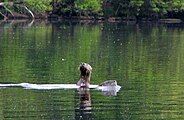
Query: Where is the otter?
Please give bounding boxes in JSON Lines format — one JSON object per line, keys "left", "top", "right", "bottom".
{"left": 77, "top": 63, "right": 118, "bottom": 88}
{"left": 77, "top": 63, "right": 92, "bottom": 87}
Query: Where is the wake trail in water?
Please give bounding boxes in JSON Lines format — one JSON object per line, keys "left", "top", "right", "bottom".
{"left": 0, "top": 83, "right": 99, "bottom": 89}
{"left": 0, "top": 83, "right": 121, "bottom": 96}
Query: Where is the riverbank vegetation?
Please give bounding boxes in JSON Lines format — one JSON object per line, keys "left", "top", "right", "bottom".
{"left": 0, "top": 0, "right": 184, "bottom": 21}
{"left": 25, "top": 0, "right": 52, "bottom": 12}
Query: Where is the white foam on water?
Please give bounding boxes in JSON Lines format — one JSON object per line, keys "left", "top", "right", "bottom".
{"left": 20, "top": 83, "right": 99, "bottom": 89}
{"left": 0, "top": 83, "right": 99, "bottom": 89}
{"left": 97, "top": 85, "right": 121, "bottom": 91}
{"left": 0, "top": 84, "right": 21, "bottom": 87}
{"left": 0, "top": 83, "right": 121, "bottom": 95}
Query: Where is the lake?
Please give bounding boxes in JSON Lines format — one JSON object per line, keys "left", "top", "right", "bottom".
{"left": 0, "top": 20, "right": 184, "bottom": 120}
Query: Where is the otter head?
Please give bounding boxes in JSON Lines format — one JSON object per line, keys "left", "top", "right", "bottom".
{"left": 77, "top": 63, "right": 92, "bottom": 87}
{"left": 79, "top": 63, "right": 92, "bottom": 78}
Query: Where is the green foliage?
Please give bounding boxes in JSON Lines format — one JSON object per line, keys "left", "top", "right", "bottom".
{"left": 75, "top": 0, "right": 102, "bottom": 12}
{"left": 25, "top": 0, "right": 52, "bottom": 13}
{"left": 167, "top": 0, "right": 183, "bottom": 11}
{"left": 106, "top": 0, "right": 184, "bottom": 20}
{"left": 130, "top": 0, "right": 144, "bottom": 15}
{"left": 1, "top": 0, "right": 184, "bottom": 19}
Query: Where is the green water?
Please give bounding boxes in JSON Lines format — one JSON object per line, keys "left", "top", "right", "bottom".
{"left": 0, "top": 20, "right": 184, "bottom": 120}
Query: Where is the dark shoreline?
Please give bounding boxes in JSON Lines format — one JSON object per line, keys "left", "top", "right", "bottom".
{"left": 45, "top": 13, "right": 183, "bottom": 24}
{"left": 1, "top": 18, "right": 183, "bottom": 24}
{"left": 0, "top": 17, "right": 184, "bottom": 28}
{"left": 0, "top": 10, "right": 183, "bottom": 24}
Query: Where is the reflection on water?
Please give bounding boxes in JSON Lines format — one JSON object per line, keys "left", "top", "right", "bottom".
{"left": 75, "top": 88, "right": 92, "bottom": 120}
{"left": 0, "top": 20, "right": 184, "bottom": 119}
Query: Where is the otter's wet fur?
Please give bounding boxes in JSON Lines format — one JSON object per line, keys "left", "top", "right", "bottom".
{"left": 77, "top": 63, "right": 92, "bottom": 87}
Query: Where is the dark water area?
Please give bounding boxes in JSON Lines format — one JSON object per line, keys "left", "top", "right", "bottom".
{"left": 0, "top": 20, "right": 184, "bottom": 119}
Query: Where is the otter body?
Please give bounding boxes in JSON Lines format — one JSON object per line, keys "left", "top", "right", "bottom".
{"left": 77, "top": 63, "right": 92, "bottom": 87}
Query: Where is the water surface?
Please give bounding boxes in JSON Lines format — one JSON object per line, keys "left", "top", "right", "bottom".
{"left": 0, "top": 20, "right": 184, "bottom": 119}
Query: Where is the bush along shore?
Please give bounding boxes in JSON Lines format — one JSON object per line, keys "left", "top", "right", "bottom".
{"left": 0, "top": 0, "right": 184, "bottom": 23}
